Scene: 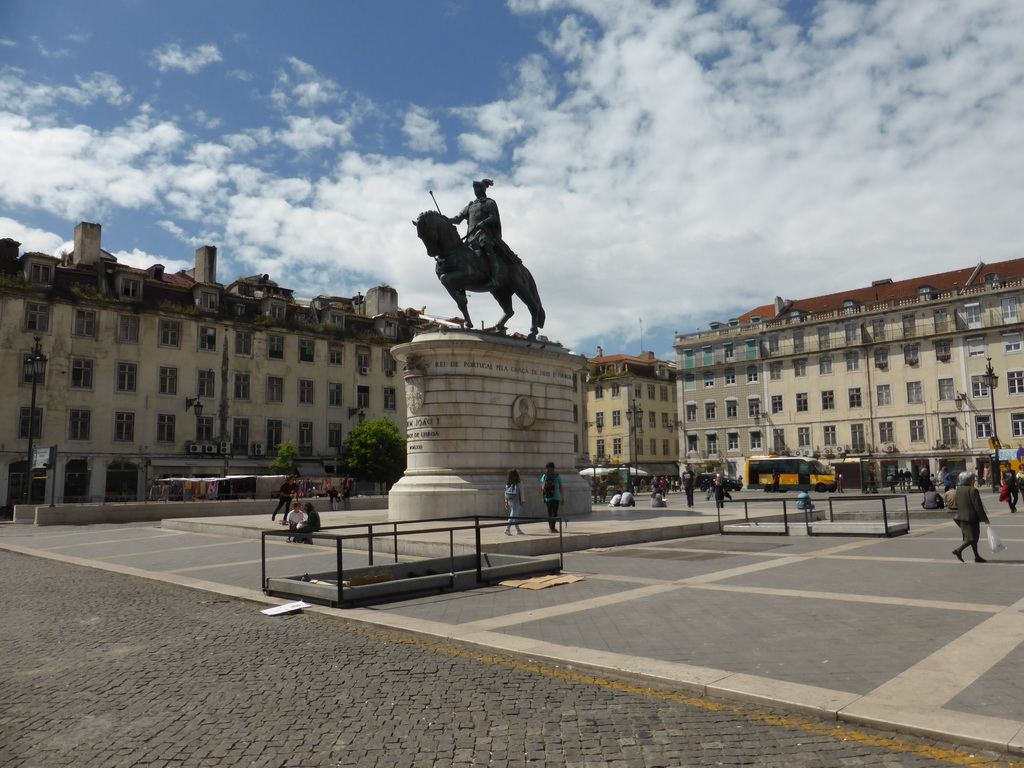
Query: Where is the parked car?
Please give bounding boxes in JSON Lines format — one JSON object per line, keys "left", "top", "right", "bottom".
{"left": 696, "top": 473, "right": 743, "bottom": 492}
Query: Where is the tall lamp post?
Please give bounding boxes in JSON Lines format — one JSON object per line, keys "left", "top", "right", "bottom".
{"left": 983, "top": 357, "right": 1000, "bottom": 493}
{"left": 23, "top": 337, "right": 48, "bottom": 503}
{"left": 625, "top": 401, "right": 644, "bottom": 489}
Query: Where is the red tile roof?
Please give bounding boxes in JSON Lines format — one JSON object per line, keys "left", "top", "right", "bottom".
{"left": 736, "top": 257, "right": 1024, "bottom": 323}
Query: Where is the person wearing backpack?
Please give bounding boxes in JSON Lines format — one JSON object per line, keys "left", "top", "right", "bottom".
{"left": 540, "top": 461, "right": 563, "bottom": 534}
{"left": 503, "top": 469, "right": 525, "bottom": 536}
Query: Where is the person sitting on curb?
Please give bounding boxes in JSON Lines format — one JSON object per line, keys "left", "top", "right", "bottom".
{"left": 285, "top": 500, "right": 305, "bottom": 542}
{"left": 295, "top": 502, "right": 321, "bottom": 544}
{"left": 921, "top": 488, "right": 944, "bottom": 510}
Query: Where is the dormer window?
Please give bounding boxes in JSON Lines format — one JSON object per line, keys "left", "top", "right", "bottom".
{"left": 29, "top": 263, "right": 52, "bottom": 285}
{"left": 200, "top": 291, "right": 218, "bottom": 310}
{"left": 119, "top": 277, "right": 142, "bottom": 299}
{"left": 270, "top": 302, "right": 286, "bottom": 320}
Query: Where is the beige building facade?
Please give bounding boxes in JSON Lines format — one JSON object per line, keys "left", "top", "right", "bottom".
{"left": 2, "top": 222, "right": 424, "bottom": 508}
{"left": 584, "top": 351, "right": 678, "bottom": 478}
{"left": 676, "top": 259, "right": 1024, "bottom": 487}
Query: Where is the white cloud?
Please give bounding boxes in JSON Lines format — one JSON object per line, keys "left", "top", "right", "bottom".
{"left": 271, "top": 57, "right": 344, "bottom": 110}
{"left": 0, "top": 217, "right": 65, "bottom": 254}
{"left": 402, "top": 106, "right": 445, "bottom": 153}
{"left": 152, "top": 43, "right": 223, "bottom": 74}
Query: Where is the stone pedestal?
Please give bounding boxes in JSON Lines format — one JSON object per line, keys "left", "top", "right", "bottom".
{"left": 388, "top": 329, "right": 589, "bottom": 521}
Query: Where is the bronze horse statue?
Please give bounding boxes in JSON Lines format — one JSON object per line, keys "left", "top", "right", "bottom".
{"left": 414, "top": 210, "right": 546, "bottom": 338}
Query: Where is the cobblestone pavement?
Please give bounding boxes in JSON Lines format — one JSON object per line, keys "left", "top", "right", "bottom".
{"left": 2, "top": 551, "right": 1020, "bottom": 768}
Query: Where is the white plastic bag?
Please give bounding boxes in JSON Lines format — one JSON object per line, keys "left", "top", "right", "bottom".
{"left": 987, "top": 524, "right": 1007, "bottom": 554}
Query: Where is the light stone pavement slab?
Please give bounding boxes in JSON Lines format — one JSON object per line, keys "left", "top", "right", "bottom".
{"left": 3, "top": 494, "right": 1024, "bottom": 757}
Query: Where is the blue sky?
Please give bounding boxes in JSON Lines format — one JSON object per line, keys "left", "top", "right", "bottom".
{"left": 3, "top": 0, "right": 1024, "bottom": 361}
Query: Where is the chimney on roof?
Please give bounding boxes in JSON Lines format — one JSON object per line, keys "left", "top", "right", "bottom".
{"left": 774, "top": 296, "right": 784, "bottom": 315}
{"left": 0, "top": 238, "right": 20, "bottom": 263}
{"left": 74, "top": 222, "right": 102, "bottom": 266}
{"left": 596, "top": 345, "right": 603, "bottom": 357}
{"left": 194, "top": 245, "right": 217, "bottom": 284}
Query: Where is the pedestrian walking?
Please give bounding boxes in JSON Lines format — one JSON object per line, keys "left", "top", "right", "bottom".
{"left": 952, "top": 472, "right": 990, "bottom": 563}
{"left": 503, "top": 469, "right": 525, "bottom": 535}
{"left": 326, "top": 480, "right": 340, "bottom": 511}
{"left": 540, "top": 462, "right": 563, "bottom": 534}
{"left": 713, "top": 475, "right": 731, "bottom": 511}
{"left": 342, "top": 477, "right": 353, "bottom": 510}
{"left": 1001, "top": 468, "right": 1018, "bottom": 513}
{"left": 772, "top": 469, "right": 781, "bottom": 493}
{"left": 835, "top": 471, "right": 843, "bottom": 493}
{"left": 270, "top": 476, "right": 298, "bottom": 521}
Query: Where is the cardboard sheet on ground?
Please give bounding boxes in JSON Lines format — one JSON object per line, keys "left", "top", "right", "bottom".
{"left": 499, "top": 574, "right": 584, "bottom": 590}
{"left": 260, "top": 601, "right": 311, "bottom": 615}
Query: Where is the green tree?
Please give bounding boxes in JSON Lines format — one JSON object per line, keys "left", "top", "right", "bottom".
{"left": 343, "top": 418, "right": 406, "bottom": 488}
{"left": 268, "top": 440, "right": 300, "bottom": 476}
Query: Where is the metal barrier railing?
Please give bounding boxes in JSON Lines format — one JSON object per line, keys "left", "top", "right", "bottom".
{"left": 717, "top": 494, "right": 911, "bottom": 536}
{"left": 261, "top": 513, "right": 563, "bottom": 605}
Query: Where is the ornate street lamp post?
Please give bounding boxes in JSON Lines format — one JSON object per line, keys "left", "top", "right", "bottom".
{"left": 984, "top": 357, "right": 1000, "bottom": 493}
{"left": 22, "top": 337, "right": 48, "bottom": 504}
{"left": 625, "top": 401, "right": 644, "bottom": 490}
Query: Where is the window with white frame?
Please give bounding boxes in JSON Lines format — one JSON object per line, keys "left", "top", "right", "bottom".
{"left": 904, "top": 344, "right": 920, "bottom": 364}
{"left": 198, "top": 326, "right": 217, "bottom": 351}
{"left": 299, "top": 379, "right": 314, "bottom": 405}
{"left": 848, "top": 387, "right": 862, "bottom": 408}
{"left": 845, "top": 352, "right": 859, "bottom": 372}
{"left": 906, "top": 381, "right": 923, "bottom": 404}
{"left": 796, "top": 392, "right": 808, "bottom": 412}
{"left": 769, "top": 363, "right": 782, "bottom": 381}
{"left": 1013, "top": 413, "right": 1024, "bottom": 438}
{"left": 73, "top": 309, "right": 96, "bottom": 337}
{"left": 874, "top": 348, "right": 888, "bottom": 367}
{"left": 938, "top": 378, "right": 955, "bottom": 401}
{"left": 705, "top": 402, "right": 716, "bottom": 420}
{"left": 117, "top": 315, "right": 139, "bottom": 343}
{"left": 972, "top": 374, "right": 990, "bottom": 398}
{"left": 935, "top": 340, "right": 951, "bottom": 360}
{"left": 749, "top": 431, "right": 762, "bottom": 450}
{"left": 821, "top": 389, "right": 836, "bottom": 410}
{"left": 818, "top": 327, "right": 831, "bottom": 348}
{"left": 851, "top": 423, "right": 866, "bottom": 451}
{"left": 1009, "top": 371, "right": 1024, "bottom": 395}
{"left": 26, "top": 302, "right": 49, "bottom": 331}
{"left": 797, "top": 427, "right": 811, "bottom": 447}
{"left": 725, "top": 399, "right": 737, "bottom": 418}
{"left": 844, "top": 323, "right": 859, "bottom": 343}
{"left": 909, "top": 419, "right": 925, "bottom": 442}
{"left": 976, "top": 414, "right": 992, "bottom": 439}
{"left": 1002, "top": 297, "right": 1018, "bottom": 323}
{"left": 746, "top": 366, "right": 758, "bottom": 383}
{"left": 941, "top": 418, "right": 958, "bottom": 446}
{"left": 794, "top": 359, "right": 807, "bottom": 377}
{"left": 878, "top": 421, "right": 894, "bottom": 443}
{"left": 933, "top": 308, "right": 949, "bottom": 333}
{"left": 704, "top": 371, "right": 714, "bottom": 388}
{"left": 819, "top": 355, "right": 833, "bottom": 374}
{"left": 968, "top": 337, "right": 985, "bottom": 357}
{"left": 876, "top": 384, "right": 891, "bottom": 406}
{"left": 965, "top": 303, "right": 982, "bottom": 329}
{"left": 771, "top": 395, "right": 783, "bottom": 414}
{"left": 727, "top": 433, "right": 738, "bottom": 451}
{"left": 823, "top": 425, "right": 836, "bottom": 445}
{"left": 1004, "top": 332, "right": 1022, "bottom": 353}
{"left": 747, "top": 398, "right": 760, "bottom": 418}
{"left": 724, "top": 369, "right": 736, "bottom": 385}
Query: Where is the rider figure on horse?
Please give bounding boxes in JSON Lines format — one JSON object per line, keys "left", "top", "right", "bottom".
{"left": 447, "top": 179, "right": 520, "bottom": 288}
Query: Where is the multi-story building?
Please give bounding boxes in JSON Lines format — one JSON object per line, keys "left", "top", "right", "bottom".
{"left": 584, "top": 350, "right": 678, "bottom": 477}
{"left": 2, "top": 222, "right": 424, "bottom": 508}
{"left": 676, "top": 258, "right": 1024, "bottom": 487}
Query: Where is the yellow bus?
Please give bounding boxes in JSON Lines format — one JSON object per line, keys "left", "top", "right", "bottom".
{"left": 746, "top": 456, "right": 837, "bottom": 493}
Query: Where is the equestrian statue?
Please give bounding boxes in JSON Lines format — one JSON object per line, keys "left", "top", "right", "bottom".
{"left": 414, "top": 179, "right": 546, "bottom": 339}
